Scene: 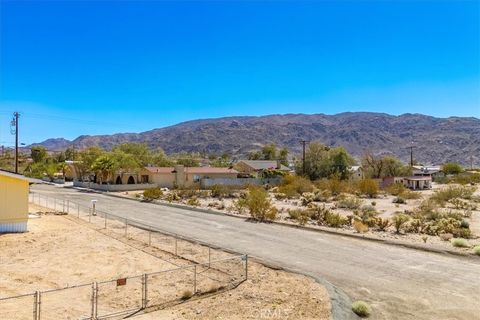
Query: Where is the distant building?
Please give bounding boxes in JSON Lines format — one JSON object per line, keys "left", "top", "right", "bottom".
{"left": 234, "top": 160, "right": 291, "bottom": 177}
{"left": 412, "top": 165, "right": 444, "bottom": 180}
{"left": 348, "top": 166, "right": 364, "bottom": 180}
{"left": 382, "top": 175, "right": 432, "bottom": 190}
{"left": 141, "top": 165, "right": 238, "bottom": 188}
{"left": 0, "top": 170, "right": 32, "bottom": 233}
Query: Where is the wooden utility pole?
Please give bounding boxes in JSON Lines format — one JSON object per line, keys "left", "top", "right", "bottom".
{"left": 407, "top": 143, "right": 416, "bottom": 167}
{"left": 300, "top": 140, "right": 308, "bottom": 175}
{"left": 12, "top": 112, "right": 20, "bottom": 173}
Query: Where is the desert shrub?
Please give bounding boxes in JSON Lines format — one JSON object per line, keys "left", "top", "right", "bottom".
{"left": 452, "top": 173, "right": 480, "bottom": 185}
{"left": 385, "top": 183, "right": 407, "bottom": 196}
{"left": 313, "top": 189, "right": 332, "bottom": 202}
{"left": 210, "top": 184, "right": 235, "bottom": 198}
{"left": 473, "top": 246, "right": 480, "bottom": 256}
{"left": 186, "top": 197, "right": 200, "bottom": 206}
{"left": 431, "top": 186, "right": 476, "bottom": 205}
{"left": 233, "top": 198, "right": 248, "bottom": 214}
{"left": 274, "top": 193, "right": 287, "bottom": 200}
{"left": 375, "top": 217, "right": 390, "bottom": 231}
{"left": 308, "top": 204, "right": 332, "bottom": 223}
{"left": 355, "top": 205, "right": 378, "bottom": 227}
{"left": 451, "top": 238, "right": 469, "bottom": 248}
{"left": 439, "top": 233, "right": 453, "bottom": 241}
{"left": 336, "top": 195, "right": 363, "bottom": 209}
{"left": 165, "top": 192, "right": 180, "bottom": 202}
{"left": 392, "top": 197, "right": 406, "bottom": 204}
{"left": 301, "top": 192, "right": 315, "bottom": 206}
{"left": 288, "top": 209, "right": 311, "bottom": 226}
{"left": 452, "top": 228, "right": 472, "bottom": 239}
{"left": 143, "top": 188, "right": 163, "bottom": 201}
{"left": 358, "top": 179, "right": 379, "bottom": 198}
{"left": 371, "top": 201, "right": 376, "bottom": 206}
{"left": 244, "top": 186, "right": 277, "bottom": 221}
{"left": 352, "top": 301, "right": 371, "bottom": 318}
{"left": 324, "top": 211, "right": 348, "bottom": 228}
{"left": 401, "top": 190, "right": 421, "bottom": 200}
{"left": 278, "top": 175, "right": 314, "bottom": 198}
{"left": 392, "top": 213, "right": 410, "bottom": 233}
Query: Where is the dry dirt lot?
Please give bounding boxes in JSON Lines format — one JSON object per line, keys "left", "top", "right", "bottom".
{"left": 0, "top": 205, "right": 330, "bottom": 320}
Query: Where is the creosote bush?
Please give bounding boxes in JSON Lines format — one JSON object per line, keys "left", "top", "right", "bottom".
{"left": 336, "top": 195, "right": 363, "bottom": 210}
{"left": 142, "top": 188, "right": 163, "bottom": 201}
{"left": 358, "top": 179, "right": 379, "bottom": 198}
{"left": 352, "top": 301, "right": 371, "bottom": 317}
{"left": 451, "top": 238, "right": 469, "bottom": 248}
{"left": 392, "top": 213, "right": 410, "bottom": 233}
{"left": 244, "top": 186, "right": 277, "bottom": 222}
{"left": 473, "top": 246, "right": 480, "bottom": 256}
{"left": 278, "top": 175, "right": 314, "bottom": 198}
{"left": 431, "top": 185, "right": 476, "bottom": 205}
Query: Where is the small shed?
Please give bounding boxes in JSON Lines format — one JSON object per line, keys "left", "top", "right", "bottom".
{"left": 0, "top": 170, "right": 30, "bottom": 233}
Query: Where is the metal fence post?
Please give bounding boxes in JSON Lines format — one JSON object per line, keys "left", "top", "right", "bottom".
{"left": 104, "top": 213, "right": 107, "bottom": 229}
{"left": 245, "top": 255, "right": 248, "bottom": 280}
{"left": 142, "top": 274, "right": 148, "bottom": 309}
{"left": 193, "top": 265, "right": 197, "bottom": 294}
{"left": 33, "top": 291, "right": 38, "bottom": 320}
{"left": 91, "top": 282, "right": 97, "bottom": 320}
{"left": 37, "top": 291, "right": 42, "bottom": 320}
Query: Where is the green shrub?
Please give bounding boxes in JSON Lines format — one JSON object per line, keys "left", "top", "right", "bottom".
{"left": 451, "top": 238, "right": 469, "bottom": 248}
{"left": 143, "top": 188, "right": 163, "bottom": 201}
{"left": 166, "top": 192, "right": 180, "bottom": 202}
{"left": 375, "top": 217, "right": 390, "bottom": 231}
{"left": 473, "top": 246, "right": 480, "bottom": 256}
{"left": 324, "top": 211, "right": 348, "bottom": 228}
{"left": 288, "top": 209, "right": 311, "bottom": 226}
{"left": 392, "top": 213, "right": 410, "bottom": 233}
{"left": 352, "top": 300, "right": 371, "bottom": 318}
{"left": 244, "top": 186, "right": 277, "bottom": 221}
{"left": 358, "top": 179, "right": 379, "bottom": 198}
{"left": 211, "top": 184, "right": 235, "bottom": 198}
{"left": 385, "top": 183, "right": 407, "bottom": 196}
{"left": 431, "top": 186, "right": 476, "bottom": 205}
{"left": 336, "top": 195, "right": 363, "bottom": 209}
{"left": 313, "top": 189, "right": 332, "bottom": 202}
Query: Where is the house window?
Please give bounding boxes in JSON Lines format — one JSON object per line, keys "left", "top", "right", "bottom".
{"left": 193, "top": 175, "right": 201, "bottom": 182}
{"left": 141, "top": 175, "right": 149, "bottom": 183}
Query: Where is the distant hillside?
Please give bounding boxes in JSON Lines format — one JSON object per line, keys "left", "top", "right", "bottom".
{"left": 30, "top": 112, "right": 480, "bottom": 165}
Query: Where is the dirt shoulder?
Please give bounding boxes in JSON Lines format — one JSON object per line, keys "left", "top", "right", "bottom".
{"left": 0, "top": 204, "right": 331, "bottom": 320}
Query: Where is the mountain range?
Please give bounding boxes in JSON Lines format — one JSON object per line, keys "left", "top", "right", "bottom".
{"left": 30, "top": 112, "right": 480, "bottom": 165}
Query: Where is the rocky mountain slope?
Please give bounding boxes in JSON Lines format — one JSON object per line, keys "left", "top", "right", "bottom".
{"left": 31, "top": 112, "right": 480, "bottom": 165}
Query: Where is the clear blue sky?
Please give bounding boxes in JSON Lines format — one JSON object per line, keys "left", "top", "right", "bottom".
{"left": 0, "top": 0, "right": 479, "bottom": 145}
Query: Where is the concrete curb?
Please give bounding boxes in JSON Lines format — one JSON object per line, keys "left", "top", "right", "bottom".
{"left": 83, "top": 188, "right": 478, "bottom": 260}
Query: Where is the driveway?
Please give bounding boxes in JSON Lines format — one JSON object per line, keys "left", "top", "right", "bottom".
{"left": 31, "top": 184, "right": 480, "bottom": 320}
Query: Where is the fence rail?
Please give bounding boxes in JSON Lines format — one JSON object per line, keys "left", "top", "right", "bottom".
{"left": 0, "top": 193, "right": 248, "bottom": 320}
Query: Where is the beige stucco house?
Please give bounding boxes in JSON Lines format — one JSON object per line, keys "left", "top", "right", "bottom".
{"left": 141, "top": 165, "right": 238, "bottom": 188}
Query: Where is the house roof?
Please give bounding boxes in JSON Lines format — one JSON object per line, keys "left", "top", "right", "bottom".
{"left": 237, "top": 160, "right": 291, "bottom": 171}
{"left": 144, "top": 167, "right": 238, "bottom": 174}
{"left": 0, "top": 169, "right": 45, "bottom": 184}
{"left": 404, "top": 176, "right": 432, "bottom": 181}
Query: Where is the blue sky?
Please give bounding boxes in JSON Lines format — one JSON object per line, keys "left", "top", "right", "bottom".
{"left": 0, "top": 0, "right": 479, "bottom": 145}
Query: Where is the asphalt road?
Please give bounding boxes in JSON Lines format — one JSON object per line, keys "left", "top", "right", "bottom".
{"left": 31, "top": 184, "right": 480, "bottom": 320}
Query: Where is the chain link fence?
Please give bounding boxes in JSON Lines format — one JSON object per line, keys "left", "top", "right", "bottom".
{"left": 0, "top": 193, "right": 248, "bottom": 320}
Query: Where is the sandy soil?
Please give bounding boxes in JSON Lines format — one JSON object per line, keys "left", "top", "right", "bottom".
{"left": 0, "top": 204, "right": 330, "bottom": 320}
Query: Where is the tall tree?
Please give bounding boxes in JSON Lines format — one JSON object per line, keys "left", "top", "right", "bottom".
{"left": 31, "top": 146, "right": 47, "bottom": 163}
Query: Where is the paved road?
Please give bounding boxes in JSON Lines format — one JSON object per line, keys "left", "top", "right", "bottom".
{"left": 32, "top": 185, "right": 480, "bottom": 320}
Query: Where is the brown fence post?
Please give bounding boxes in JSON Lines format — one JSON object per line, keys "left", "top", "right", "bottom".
{"left": 37, "top": 291, "right": 42, "bottom": 320}
{"left": 245, "top": 255, "right": 248, "bottom": 280}
{"left": 125, "top": 218, "right": 128, "bottom": 237}
{"left": 104, "top": 213, "right": 107, "bottom": 229}
{"left": 33, "top": 291, "right": 39, "bottom": 320}
{"left": 90, "top": 282, "right": 97, "bottom": 320}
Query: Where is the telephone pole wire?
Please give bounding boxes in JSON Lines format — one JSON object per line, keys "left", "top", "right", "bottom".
{"left": 12, "top": 112, "right": 20, "bottom": 173}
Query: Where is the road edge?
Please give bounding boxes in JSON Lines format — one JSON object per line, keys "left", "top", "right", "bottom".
{"left": 78, "top": 187, "right": 477, "bottom": 259}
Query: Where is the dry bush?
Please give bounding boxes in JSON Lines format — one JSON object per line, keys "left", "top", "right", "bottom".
{"left": 288, "top": 209, "right": 312, "bottom": 226}
{"left": 353, "top": 219, "right": 369, "bottom": 233}
{"left": 358, "top": 179, "right": 379, "bottom": 198}
{"left": 431, "top": 185, "right": 476, "bottom": 205}
{"left": 186, "top": 197, "right": 200, "bottom": 206}
{"left": 451, "top": 238, "right": 469, "bottom": 248}
{"left": 392, "top": 213, "right": 410, "bottom": 233}
{"left": 142, "top": 188, "right": 163, "bottom": 201}
{"left": 336, "top": 194, "right": 363, "bottom": 209}
{"left": 210, "top": 184, "right": 236, "bottom": 199}
{"left": 352, "top": 301, "right": 371, "bottom": 318}
{"left": 278, "top": 175, "right": 314, "bottom": 198}
{"left": 244, "top": 186, "right": 277, "bottom": 221}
